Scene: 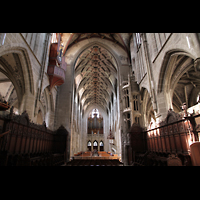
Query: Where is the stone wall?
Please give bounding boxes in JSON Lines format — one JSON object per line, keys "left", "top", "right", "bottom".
{"left": 130, "top": 33, "right": 200, "bottom": 127}
{"left": 0, "top": 33, "right": 56, "bottom": 130}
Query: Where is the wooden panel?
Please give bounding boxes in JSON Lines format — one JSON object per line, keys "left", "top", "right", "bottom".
{"left": 25, "top": 137, "right": 30, "bottom": 154}
{"left": 0, "top": 113, "right": 68, "bottom": 165}
{"left": 165, "top": 136, "right": 171, "bottom": 152}
{"left": 29, "top": 138, "right": 34, "bottom": 153}
{"left": 180, "top": 133, "right": 188, "bottom": 153}
{"left": 20, "top": 136, "right": 26, "bottom": 154}
{"left": 155, "top": 137, "right": 158, "bottom": 151}
{"left": 169, "top": 135, "right": 175, "bottom": 153}
{"left": 147, "top": 138, "right": 150, "bottom": 150}
{"left": 157, "top": 136, "right": 162, "bottom": 152}
{"left": 161, "top": 136, "right": 166, "bottom": 152}
{"left": 9, "top": 135, "right": 16, "bottom": 153}
{"left": 15, "top": 135, "right": 21, "bottom": 154}
{"left": 174, "top": 134, "right": 182, "bottom": 153}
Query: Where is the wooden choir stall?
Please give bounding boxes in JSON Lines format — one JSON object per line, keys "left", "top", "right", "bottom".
{"left": 0, "top": 107, "right": 69, "bottom": 166}
{"left": 128, "top": 109, "right": 200, "bottom": 166}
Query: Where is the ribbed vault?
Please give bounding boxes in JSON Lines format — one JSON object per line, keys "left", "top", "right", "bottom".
{"left": 74, "top": 45, "right": 117, "bottom": 113}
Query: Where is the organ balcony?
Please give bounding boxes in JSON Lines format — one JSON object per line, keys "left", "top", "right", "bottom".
{"left": 47, "top": 43, "right": 67, "bottom": 90}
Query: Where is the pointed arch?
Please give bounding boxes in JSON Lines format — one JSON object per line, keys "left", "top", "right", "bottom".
{"left": 157, "top": 49, "right": 195, "bottom": 94}
{"left": 0, "top": 45, "right": 34, "bottom": 95}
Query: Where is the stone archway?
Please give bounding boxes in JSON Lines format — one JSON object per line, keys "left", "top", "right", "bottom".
{"left": 0, "top": 46, "right": 35, "bottom": 118}
{"left": 157, "top": 50, "right": 199, "bottom": 116}
{"left": 141, "top": 88, "right": 156, "bottom": 129}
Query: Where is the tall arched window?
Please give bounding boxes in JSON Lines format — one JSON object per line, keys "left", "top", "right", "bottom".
{"left": 87, "top": 141, "right": 91, "bottom": 151}
{"left": 133, "top": 95, "right": 139, "bottom": 111}
{"left": 93, "top": 140, "right": 98, "bottom": 150}
{"left": 123, "top": 88, "right": 130, "bottom": 109}
{"left": 88, "top": 141, "right": 92, "bottom": 146}
{"left": 100, "top": 141, "right": 104, "bottom": 151}
{"left": 92, "top": 108, "right": 99, "bottom": 118}
{"left": 93, "top": 141, "right": 98, "bottom": 146}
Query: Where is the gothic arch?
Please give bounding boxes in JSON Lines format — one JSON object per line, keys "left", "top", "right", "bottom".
{"left": 37, "top": 86, "right": 54, "bottom": 125}
{"left": 0, "top": 45, "right": 34, "bottom": 95}
{"left": 93, "top": 140, "right": 98, "bottom": 146}
{"left": 36, "top": 101, "right": 45, "bottom": 125}
{"left": 157, "top": 49, "right": 195, "bottom": 94}
{"left": 157, "top": 49, "right": 199, "bottom": 113}
{"left": 72, "top": 43, "right": 120, "bottom": 114}
{"left": 141, "top": 88, "right": 156, "bottom": 128}
{"left": 84, "top": 103, "right": 107, "bottom": 118}
{"left": 65, "top": 41, "right": 124, "bottom": 73}
{"left": 43, "top": 86, "right": 54, "bottom": 112}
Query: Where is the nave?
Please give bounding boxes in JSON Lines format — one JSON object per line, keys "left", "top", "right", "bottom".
{"left": 1, "top": 33, "right": 200, "bottom": 166}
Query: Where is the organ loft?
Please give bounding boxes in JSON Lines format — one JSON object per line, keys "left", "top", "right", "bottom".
{"left": 1, "top": 33, "right": 200, "bottom": 166}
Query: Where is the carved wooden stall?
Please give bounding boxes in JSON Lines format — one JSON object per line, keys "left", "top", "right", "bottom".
{"left": 147, "top": 110, "right": 189, "bottom": 154}
{"left": 0, "top": 109, "right": 68, "bottom": 166}
{"left": 129, "top": 109, "right": 200, "bottom": 166}
{"left": 144, "top": 110, "right": 194, "bottom": 166}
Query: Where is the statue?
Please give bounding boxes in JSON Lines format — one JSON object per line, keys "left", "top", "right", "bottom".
{"left": 181, "top": 102, "right": 188, "bottom": 117}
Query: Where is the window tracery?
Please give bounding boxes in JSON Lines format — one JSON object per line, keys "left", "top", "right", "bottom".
{"left": 123, "top": 88, "right": 130, "bottom": 109}
{"left": 133, "top": 95, "right": 139, "bottom": 111}
{"left": 100, "top": 141, "right": 104, "bottom": 146}
{"left": 87, "top": 141, "right": 91, "bottom": 146}
{"left": 93, "top": 141, "right": 98, "bottom": 146}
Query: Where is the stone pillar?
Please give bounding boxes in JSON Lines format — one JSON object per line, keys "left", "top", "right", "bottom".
{"left": 156, "top": 91, "right": 172, "bottom": 122}
{"left": 19, "top": 92, "right": 35, "bottom": 120}
{"left": 98, "top": 139, "right": 100, "bottom": 151}
{"left": 91, "top": 143, "right": 93, "bottom": 152}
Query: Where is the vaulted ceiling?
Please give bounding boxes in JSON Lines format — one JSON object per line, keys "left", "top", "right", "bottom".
{"left": 172, "top": 55, "right": 200, "bottom": 111}
{"left": 61, "top": 33, "right": 131, "bottom": 115}
{"left": 62, "top": 33, "right": 131, "bottom": 60}
{"left": 75, "top": 45, "right": 118, "bottom": 113}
